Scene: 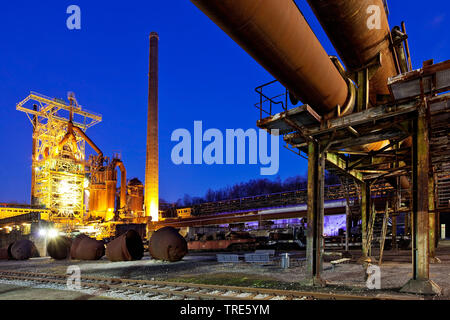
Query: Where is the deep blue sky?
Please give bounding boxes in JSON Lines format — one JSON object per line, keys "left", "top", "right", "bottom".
{"left": 0, "top": 1, "right": 448, "bottom": 203}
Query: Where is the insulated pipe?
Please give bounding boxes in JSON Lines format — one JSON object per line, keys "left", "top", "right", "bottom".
{"left": 305, "top": 0, "right": 398, "bottom": 104}
{"left": 190, "top": 0, "right": 352, "bottom": 117}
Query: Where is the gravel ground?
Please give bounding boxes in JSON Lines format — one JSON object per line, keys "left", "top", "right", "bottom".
{"left": 1, "top": 241, "right": 450, "bottom": 299}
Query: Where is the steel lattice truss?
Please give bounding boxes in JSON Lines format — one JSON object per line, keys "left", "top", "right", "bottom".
{"left": 17, "top": 92, "right": 102, "bottom": 221}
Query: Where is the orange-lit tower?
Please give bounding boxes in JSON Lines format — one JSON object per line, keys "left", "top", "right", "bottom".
{"left": 145, "top": 32, "right": 159, "bottom": 221}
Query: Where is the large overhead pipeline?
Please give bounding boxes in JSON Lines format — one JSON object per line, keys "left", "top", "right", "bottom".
{"left": 305, "top": 0, "right": 398, "bottom": 104}
{"left": 190, "top": 0, "right": 355, "bottom": 117}
{"left": 306, "top": 0, "right": 411, "bottom": 190}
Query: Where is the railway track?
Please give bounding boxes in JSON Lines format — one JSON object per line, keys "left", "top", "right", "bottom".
{"left": 0, "top": 270, "right": 418, "bottom": 300}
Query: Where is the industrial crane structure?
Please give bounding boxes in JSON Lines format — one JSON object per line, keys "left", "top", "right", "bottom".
{"left": 14, "top": 91, "right": 146, "bottom": 237}
{"left": 16, "top": 92, "right": 101, "bottom": 224}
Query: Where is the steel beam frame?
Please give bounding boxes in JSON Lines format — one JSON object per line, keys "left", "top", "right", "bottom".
{"left": 400, "top": 111, "right": 441, "bottom": 294}
{"left": 428, "top": 176, "right": 439, "bottom": 263}
{"left": 305, "top": 142, "right": 326, "bottom": 286}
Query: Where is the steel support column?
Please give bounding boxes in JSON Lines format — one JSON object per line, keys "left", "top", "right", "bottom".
{"left": 345, "top": 202, "right": 350, "bottom": 252}
{"left": 30, "top": 104, "right": 37, "bottom": 206}
{"left": 401, "top": 112, "right": 441, "bottom": 294}
{"left": 305, "top": 141, "right": 326, "bottom": 286}
{"left": 392, "top": 215, "right": 397, "bottom": 251}
{"left": 429, "top": 171, "right": 440, "bottom": 263}
{"left": 358, "top": 182, "right": 370, "bottom": 262}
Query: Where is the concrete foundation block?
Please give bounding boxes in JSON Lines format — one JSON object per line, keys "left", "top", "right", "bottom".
{"left": 400, "top": 279, "right": 442, "bottom": 295}
{"left": 301, "top": 276, "right": 327, "bottom": 287}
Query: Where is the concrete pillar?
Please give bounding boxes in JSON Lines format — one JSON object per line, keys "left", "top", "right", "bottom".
{"left": 401, "top": 112, "right": 441, "bottom": 294}
{"left": 304, "top": 141, "right": 326, "bottom": 286}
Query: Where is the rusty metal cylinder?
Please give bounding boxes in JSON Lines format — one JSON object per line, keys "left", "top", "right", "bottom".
{"left": 306, "top": 0, "right": 398, "bottom": 103}
{"left": 47, "top": 236, "right": 72, "bottom": 260}
{"left": 106, "top": 229, "right": 144, "bottom": 262}
{"left": 10, "top": 240, "right": 39, "bottom": 260}
{"left": 70, "top": 234, "right": 105, "bottom": 260}
{"left": 191, "top": 0, "right": 351, "bottom": 116}
{"left": 149, "top": 227, "right": 188, "bottom": 262}
{"left": 0, "top": 245, "right": 11, "bottom": 260}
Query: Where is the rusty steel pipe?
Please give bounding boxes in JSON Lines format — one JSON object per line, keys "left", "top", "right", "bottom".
{"left": 0, "top": 244, "right": 12, "bottom": 260}
{"left": 306, "top": 0, "right": 398, "bottom": 104}
{"left": 306, "top": 0, "right": 411, "bottom": 191}
{"left": 106, "top": 229, "right": 144, "bottom": 262}
{"left": 190, "top": 0, "right": 353, "bottom": 117}
{"left": 47, "top": 236, "right": 72, "bottom": 260}
{"left": 149, "top": 227, "right": 188, "bottom": 262}
{"left": 72, "top": 126, "right": 103, "bottom": 159}
{"left": 70, "top": 234, "right": 105, "bottom": 260}
{"left": 10, "top": 240, "right": 39, "bottom": 260}
{"left": 113, "top": 160, "right": 127, "bottom": 210}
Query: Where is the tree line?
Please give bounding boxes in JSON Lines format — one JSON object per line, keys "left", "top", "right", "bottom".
{"left": 169, "top": 172, "right": 340, "bottom": 207}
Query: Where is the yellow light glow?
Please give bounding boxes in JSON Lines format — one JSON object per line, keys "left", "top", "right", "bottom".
{"left": 47, "top": 229, "right": 58, "bottom": 238}
{"left": 150, "top": 200, "right": 158, "bottom": 222}
{"left": 56, "top": 179, "right": 81, "bottom": 214}
{"left": 59, "top": 180, "right": 71, "bottom": 194}
{"left": 105, "top": 208, "right": 115, "bottom": 221}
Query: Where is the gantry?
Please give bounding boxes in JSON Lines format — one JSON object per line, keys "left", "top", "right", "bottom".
{"left": 16, "top": 92, "right": 102, "bottom": 224}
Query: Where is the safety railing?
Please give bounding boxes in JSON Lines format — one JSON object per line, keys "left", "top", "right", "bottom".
{"left": 254, "top": 80, "right": 290, "bottom": 120}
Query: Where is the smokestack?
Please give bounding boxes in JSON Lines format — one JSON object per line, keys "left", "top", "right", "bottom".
{"left": 145, "top": 32, "right": 159, "bottom": 221}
